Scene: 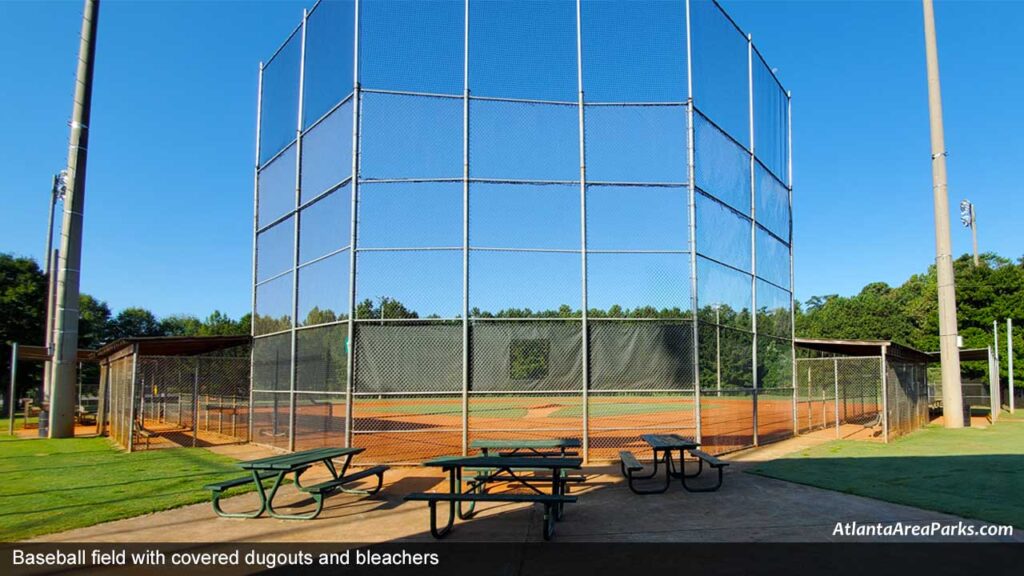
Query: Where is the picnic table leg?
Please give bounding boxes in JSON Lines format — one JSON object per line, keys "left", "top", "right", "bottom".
{"left": 209, "top": 471, "right": 268, "bottom": 519}
{"left": 626, "top": 450, "right": 671, "bottom": 495}
{"left": 428, "top": 468, "right": 458, "bottom": 538}
{"left": 621, "top": 448, "right": 663, "bottom": 480}
{"left": 457, "top": 467, "right": 478, "bottom": 520}
{"left": 265, "top": 471, "right": 325, "bottom": 520}
{"left": 670, "top": 450, "right": 704, "bottom": 481}
{"left": 552, "top": 466, "right": 566, "bottom": 521}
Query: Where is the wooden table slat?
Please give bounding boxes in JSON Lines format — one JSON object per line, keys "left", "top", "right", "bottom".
{"left": 423, "top": 456, "right": 582, "bottom": 469}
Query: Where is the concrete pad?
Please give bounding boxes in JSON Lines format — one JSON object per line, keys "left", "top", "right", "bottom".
{"left": 34, "top": 439, "right": 1021, "bottom": 543}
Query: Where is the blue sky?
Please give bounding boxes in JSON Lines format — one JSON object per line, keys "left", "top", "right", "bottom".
{"left": 1, "top": 0, "right": 1022, "bottom": 321}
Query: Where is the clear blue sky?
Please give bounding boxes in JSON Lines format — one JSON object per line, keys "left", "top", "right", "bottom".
{"left": 1, "top": 0, "right": 1021, "bottom": 321}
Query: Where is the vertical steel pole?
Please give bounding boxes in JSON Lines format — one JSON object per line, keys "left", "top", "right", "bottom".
{"left": 344, "top": 0, "right": 362, "bottom": 449}
{"left": 880, "top": 348, "right": 889, "bottom": 442}
{"left": 787, "top": 90, "right": 796, "bottom": 436}
{"left": 43, "top": 176, "right": 59, "bottom": 402}
{"left": 833, "top": 357, "right": 840, "bottom": 438}
{"left": 461, "top": 0, "right": 470, "bottom": 456}
{"left": 7, "top": 343, "right": 16, "bottom": 435}
{"left": 193, "top": 358, "right": 200, "bottom": 447}
{"left": 287, "top": 11, "right": 308, "bottom": 453}
{"left": 922, "top": 0, "right": 964, "bottom": 428}
{"left": 989, "top": 346, "right": 998, "bottom": 422}
{"left": 715, "top": 307, "right": 721, "bottom": 396}
{"left": 970, "top": 204, "right": 978, "bottom": 267}
{"left": 685, "top": 0, "right": 701, "bottom": 443}
{"left": 1009, "top": 319, "right": 1015, "bottom": 413}
{"left": 127, "top": 346, "right": 138, "bottom": 452}
{"left": 575, "top": 0, "right": 590, "bottom": 462}
{"left": 51, "top": 0, "right": 100, "bottom": 438}
{"left": 747, "top": 33, "right": 758, "bottom": 446}
{"left": 250, "top": 62, "right": 264, "bottom": 445}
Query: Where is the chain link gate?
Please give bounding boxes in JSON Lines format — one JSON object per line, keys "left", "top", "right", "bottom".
{"left": 796, "top": 356, "right": 884, "bottom": 439}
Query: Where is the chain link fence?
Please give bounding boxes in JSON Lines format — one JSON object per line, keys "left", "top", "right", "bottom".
{"left": 250, "top": 0, "right": 795, "bottom": 462}
{"left": 796, "top": 354, "right": 930, "bottom": 442}
{"left": 103, "top": 345, "right": 250, "bottom": 452}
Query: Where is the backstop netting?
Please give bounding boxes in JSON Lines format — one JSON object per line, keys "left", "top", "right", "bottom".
{"left": 251, "top": 0, "right": 794, "bottom": 462}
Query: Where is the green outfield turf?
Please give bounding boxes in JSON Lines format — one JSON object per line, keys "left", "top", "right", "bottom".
{"left": 552, "top": 401, "right": 695, "bottom": 418}
{"left": 750, "top": 410, "right": 1024, "bottom": 528}
{"left": 0, "top": 436, "right": 260, "bottom": 541}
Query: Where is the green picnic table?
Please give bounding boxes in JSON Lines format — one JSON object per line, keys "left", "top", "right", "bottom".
{"left": 204, "top": 446, "right": 388, "bottom": 520}
{"left": 405, "top": 455, "right": 581, "bottom": 540}
{"left": 619, "top": 434, "right": 729, "bottom": 494}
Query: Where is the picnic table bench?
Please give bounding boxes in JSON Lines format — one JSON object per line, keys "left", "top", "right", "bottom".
{"left": 204, "top": 447, "right": 388, "bottom": 520}
{"left": 620, "top": 434, "right": 729, "bottom": 494}
{"left": 405, "top": 455, "right": 581, "bottom": 540}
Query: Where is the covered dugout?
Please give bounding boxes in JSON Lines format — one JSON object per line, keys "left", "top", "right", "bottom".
{"left": 96, "top": 336, "right": 251, "bottom": 452}
{"left": 795, "top": 338, "right": 933, "bottom": 442}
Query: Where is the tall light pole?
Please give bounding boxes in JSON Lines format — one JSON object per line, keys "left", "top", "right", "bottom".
{"left": 959, "top": 200, "right": 978, "bottom": 267}
{"left": 42, "top": 173, "right": 67, "bottom": 404}
{"left": 50, "top": 0, "right": 100, "bottom": 438}
{"left": 923, "top": 0, "right": 964, "bottom": 428}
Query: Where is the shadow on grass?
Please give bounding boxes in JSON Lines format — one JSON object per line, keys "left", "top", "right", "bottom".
{"left": 749, "top": 454, "right": 1024, "bottom": 528}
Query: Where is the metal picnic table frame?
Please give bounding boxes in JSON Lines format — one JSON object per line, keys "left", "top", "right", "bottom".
{"left": 623, "top": 434, "right": 700, "bottom": 495}
{"left": 418, "top": 455, "right": 581, "bottom": 538}
{"left": 224, "top": 447, "right": 379, "bottom": 520}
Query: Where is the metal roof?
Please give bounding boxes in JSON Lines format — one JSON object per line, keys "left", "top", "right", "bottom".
{"left": 94, "top": 335, "right": 251, "bottom": 361}
{"left": 795, "top": 337, "right": 934, "bottom": 364}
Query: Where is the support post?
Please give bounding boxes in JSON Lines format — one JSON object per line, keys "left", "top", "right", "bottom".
{"left": 989, "top": 346, "right": 998, "bottom": 423}
{"left": 685, "top": 0, "right": 701, "bottom": 444}
{"left": 250, "top": 61, "right": 263, "bottom": 446}
{"left": 286, "top": 10, "right": 308, "bottom": 453}
{"left": 127, "top": 346, "right": 138, "bottom": 452}
{"left": 50, "top": 0, "right": 101, "bottom": 438}
{"left": 193, "top": 358, "right": 200, "bottom": 447}
{"left": 922, "top": 0, "right": 964, "bottom": 428}
{"left": 460, "top": 0, "right": 470, "bottom": 456}
{"left": 834, "top": 357, "right": 840, "bottom": 438}
{"left": 747, "top": 33, "right": 758, "bottom": 447}
{"left": 880, "top": 350, "right": 889, "bottom": 443}
{"left": 788, "top": 90, "right": 796, "bottom": 437}
{"left": 7, "top": 343, "right": 16, "bottom": 435}
{"left": 575, "top": 0, "right": 590, "bottom": 463}
{"left": 1009, "top": 319, "right": 1015, "bottom": 413}
{"left": 343, "top": 0, "right": 361, "bottom": 449}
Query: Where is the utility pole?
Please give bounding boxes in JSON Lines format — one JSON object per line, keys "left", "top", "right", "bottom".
{"left": 958, "top": 200, "right": 978, "bottom": 267}
{"left": 50, "top": 0, "right": 100, "bottom": 438}
{"left": 43, "top": 174, "right": 66, "bottom": 404}
{"left": 923, "top": 0, "right": 964, "bottom": 428}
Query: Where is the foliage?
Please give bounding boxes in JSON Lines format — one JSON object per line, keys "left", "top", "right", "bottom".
{"left": 797, "top": 253, "right": 1023, "bottom": 385}
{"left": 1, "top": 253, "right": 251, "bottom": 409}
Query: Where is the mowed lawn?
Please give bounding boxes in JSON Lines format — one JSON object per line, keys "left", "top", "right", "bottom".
{"left": 0, "top": 435, "right": 251, "bottom": 541}
{"left": 750, "top": 411, "right": 1024, "bottom": 527}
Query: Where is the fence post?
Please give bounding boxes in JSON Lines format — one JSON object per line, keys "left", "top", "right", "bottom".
{"left": 684, "top": 0, "right": 702, "bottom": 445}
{"left": 343, "top": 0, "right": 362, "bottom": 451}
{"left": 460, "top": 0, "right": 470, "bottom": 457}
{"left": 575, "top": 0, "right": 590, "bottom": 463}
{"left": 7, "top": 343, "right": 16, "bottom": 435}
{"left": 1009, "top": 319, "right": 1015, "bottom": 413}
{"left": 192, "top": 358, "right": 200, "bottom": 447}
{"left": 747, "top": 32, "right": 758, "bottom": 447}
{"left": 834, "top": 357, "right": 840, "bottom": 439}
{"left": 127, "top": 346, "right": 138, "bottom": 452}
{"left": 880, "top": 351, "right": 889, "bottom": 443}
{"left": 989, "top": 346, "right": 998, "bottom": 423}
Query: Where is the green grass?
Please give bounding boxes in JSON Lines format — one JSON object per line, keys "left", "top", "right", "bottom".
{"left": 0, "top": 415, "right": 39, "bottom": 434}
{"left": 552, "top": 402, "right": 696, "bottom": 418}
{"left": 750, "top": 410, "right": 1024, "bottom": 527}
{"left": 0, "top": 435, "right": 254, "bottom": 541}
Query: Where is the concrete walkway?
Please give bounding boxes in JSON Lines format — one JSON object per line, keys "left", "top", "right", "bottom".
{"left": 35, "top": 434, "right": 1020, "bottom": 543}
